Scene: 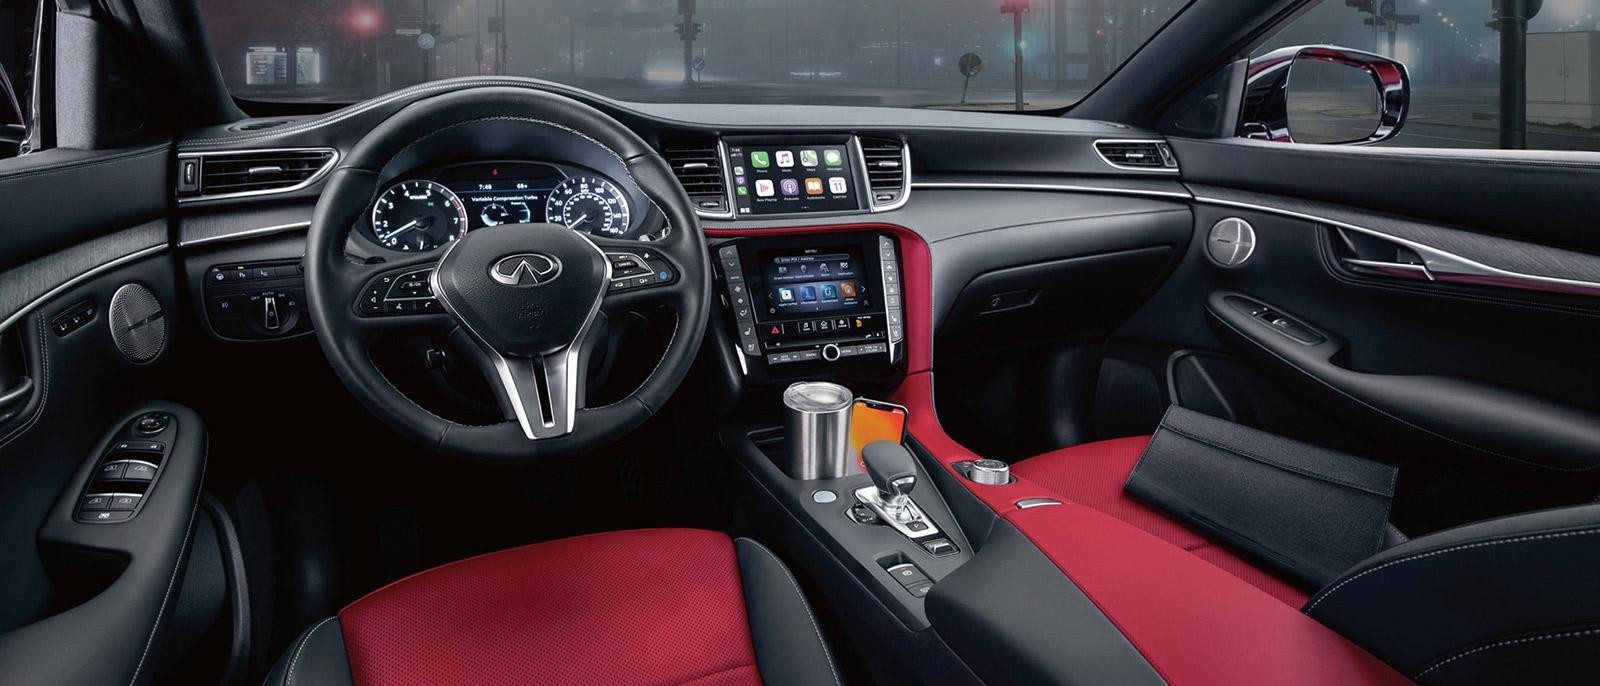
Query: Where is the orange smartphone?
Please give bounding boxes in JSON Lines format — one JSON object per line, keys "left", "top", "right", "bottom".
{"left": 848, "top": 398, "right": 909, "bottom": 472}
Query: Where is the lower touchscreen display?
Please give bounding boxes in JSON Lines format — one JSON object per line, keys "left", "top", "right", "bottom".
{"left": 728, "top": 142, "right": 861, "bottom": 216}
{"left": 757, "top": 245, "right": 872, "bottom": 320}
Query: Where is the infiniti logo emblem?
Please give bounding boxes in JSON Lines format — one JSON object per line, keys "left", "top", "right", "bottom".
{"left": 490, "top": 253, "right": 562, "bottom": 287}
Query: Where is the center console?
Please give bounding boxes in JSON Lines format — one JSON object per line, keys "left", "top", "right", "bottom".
{"left": 714, "top": 231, "right": 905, "bottom": 381}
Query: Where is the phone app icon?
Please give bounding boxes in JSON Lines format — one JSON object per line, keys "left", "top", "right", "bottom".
{"left": 800, "top": 150, "right": 819, "bottom": 166}
{"left": 780, "top": 178, "right": 800, "bottom": 196}
{"left": 822, "top": 284, "right": 838, "bottom": 300}
{"left": 778, "top": 287, "right": 795, "bottom": 302}
{"left": 823, "top": 149, "right": 844, "bottom": 166}
{"left": 736, "top": 186, "right": 748, "bottom": 196}
{"left": 755, "top": 179, "right": 775, "bottom": 197}
{"left": 840, "top": 282, "right": 858, "bottom": 298}
{"left": 828, "top": 177, "right": 848, "bottom": 194}
{"left": 733, "top": 166, "right": 744, "bottom": 175}
{"left": 775, "top": 150, "right": 794, "bottom": 167}
{"left": 800, "top": 286, "right": 818, "bottom": 302}
{"left": 804, "top": 178, "right": 824, "bottom": 195}
{"left": 749, "top": 151, "right": 770, "bottom": 169}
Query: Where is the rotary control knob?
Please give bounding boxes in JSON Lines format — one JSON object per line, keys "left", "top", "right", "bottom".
{"left": 969, "top": 459, "right": 1011, "bottom": 485}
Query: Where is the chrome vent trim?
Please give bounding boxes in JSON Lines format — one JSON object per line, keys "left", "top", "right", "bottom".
{"left": 1093, "top": 139, "right": 1179, "bottom": 173}
{"left": 857, "top": 136, "right": 911, "bottom": 212}
{"left": 177, "top": 147, "right": 339, "bottom": 203}
{"left": 662, "top": 138, "right": 734, "bottom": 219}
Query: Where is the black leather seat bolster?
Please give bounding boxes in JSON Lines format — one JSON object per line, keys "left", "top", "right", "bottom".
{"left": 262, "top": 617, "right": 353, "bottom": 686}
{"left": 1305, "top": 503, "right": 1600, "bottom": 684}
{"left": 734, "top": 538, "right": 844, "bottom": 686}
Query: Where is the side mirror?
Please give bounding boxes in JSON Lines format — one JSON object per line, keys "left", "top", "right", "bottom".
{"left": 1237, "top": 45, "right": 1409, "bottom": 146}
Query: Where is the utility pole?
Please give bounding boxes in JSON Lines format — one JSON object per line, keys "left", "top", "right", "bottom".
{"left": 1494, "top": 0, "right": 1529, "bottom": 148}
{"left": 676, "top": 0, "right": 701, "bottom": 85}
{"left": 1002, "top": 0, "right": 1030, "bottom": 112}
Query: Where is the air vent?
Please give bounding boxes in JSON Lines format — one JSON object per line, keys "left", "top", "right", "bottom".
{"left": 859, "top": 137, "right": 909, "bottom": 210}
{"left": 662, "top": 139, "right": 730, "bottom": 216}
{"left": 1093, "top": 140, "right": 1179, "bottom": 172}
{"left": 178, "top": 148, "right": 337, "bottom": 200}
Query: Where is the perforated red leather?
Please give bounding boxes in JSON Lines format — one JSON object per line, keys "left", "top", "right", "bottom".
{"left": 1012, "top": 437, "right": 1309, "bottom": 606}
{"left": 1004, "top": 505, "right": 1409, "bottom": 685}
{"left": 338, "top": 529, "right": 761, "bottom": 686}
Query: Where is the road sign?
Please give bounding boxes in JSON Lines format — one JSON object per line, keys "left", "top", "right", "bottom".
{"left": 692, "top": 57, "right": 706, "bottom": 72}
{"left": 417, "top": 33, "right": 436, "bottom": 50}
{"left": 958, "top": 53, "right": 984, "bottom": 77}
{"left": 1379, "top": 0, "right": 1395, "bottom": 20}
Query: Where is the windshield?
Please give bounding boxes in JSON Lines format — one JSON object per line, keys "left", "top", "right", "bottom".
{"left": 198, "top": 0, "right": 1188, "bottom": 111}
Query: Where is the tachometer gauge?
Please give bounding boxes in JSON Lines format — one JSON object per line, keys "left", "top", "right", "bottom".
{"left": 369, "top": 180, "right": 469, "bottom": 251}
{"left": 545, "top": 176, "right": 631, "bottom": 236}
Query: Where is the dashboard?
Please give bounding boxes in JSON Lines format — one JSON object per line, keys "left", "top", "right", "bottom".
{"left": 361, "top": 160, "right": 649, "bottom": 252}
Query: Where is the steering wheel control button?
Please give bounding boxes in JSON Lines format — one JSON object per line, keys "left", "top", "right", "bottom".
{"left": 603, "top": 252, "right": 675, "bottom": 293}
{"left": 359, "top": 267, "right": 439, "bottom": 316}
{"left": 968, "top": 459, "right": 1012, "bottom": 485}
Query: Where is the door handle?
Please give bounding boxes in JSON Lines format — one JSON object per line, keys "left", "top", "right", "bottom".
{"left": 0, "top": 376, "right": 35, "bottom": 422}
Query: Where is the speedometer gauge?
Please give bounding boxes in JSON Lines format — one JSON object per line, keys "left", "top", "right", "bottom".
{"left": 545, "top": 176, "right": 631, "bottom": 236}
{"left": 369, "top": 180, "right": 468, "bottom": 252}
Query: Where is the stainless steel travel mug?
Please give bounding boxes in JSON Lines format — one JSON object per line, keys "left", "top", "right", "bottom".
{"left": 782, "top": 381, "right": 854, "bottom": 480}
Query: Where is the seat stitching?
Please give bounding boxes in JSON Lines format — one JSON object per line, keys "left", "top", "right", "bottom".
{"left": 1412, "top": 627, "right": 1600, "bottom": 679}
{"left": 742, "top": 539, "right": 842, "bottom": 686}
{"left": 1304, "top": 526, "right": 1600, "bottom": 613}
{"left": 285, "top": 616, "right": 338, "bottom": 686}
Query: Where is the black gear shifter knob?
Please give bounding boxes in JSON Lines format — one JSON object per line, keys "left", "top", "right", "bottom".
{"left": 863, "top": 441, "right": 917, "bottom": 500}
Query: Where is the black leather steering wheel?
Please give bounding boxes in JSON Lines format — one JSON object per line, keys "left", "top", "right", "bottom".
{"left": 305, "top": 86, "right": 711, "bottom": 463}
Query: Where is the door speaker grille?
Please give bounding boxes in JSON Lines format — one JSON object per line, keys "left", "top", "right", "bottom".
{"left": 108, "top": 284, "right": 167, "bottom": 364}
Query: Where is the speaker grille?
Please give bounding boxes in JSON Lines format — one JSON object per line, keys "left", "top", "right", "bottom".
{"left": 109, "top": 284, "right": 167, "bottom": 363}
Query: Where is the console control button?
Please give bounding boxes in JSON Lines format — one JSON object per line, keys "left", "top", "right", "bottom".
{"left": 134, "top": 414, "right": 170, "bottom": 434}
{"left": 121, "top": 462, "right": 158, "bottom": 482}
{"left": 887, "top": 563, "right": 929, "bottom": 587}
{"left": 906, "top": 582, "right": 934, "bottom": 598}
{"left": 113, "top": 440, "right": 164, "bottom": 453}
{"left": 922, "top": 539, "right": 959, "bottom": 557}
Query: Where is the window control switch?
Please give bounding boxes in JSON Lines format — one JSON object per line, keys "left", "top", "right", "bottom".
{"left": 121, "top": 461, "right": 158, "bottom": 482}
{"left": 95, "top": 462, "right": 126, "bottom": 482}
{"left": 81, "top": 494, "right": 112, "bottom": 511}
{"left": 108, "top": 494, "right": 142, "bottom": 511}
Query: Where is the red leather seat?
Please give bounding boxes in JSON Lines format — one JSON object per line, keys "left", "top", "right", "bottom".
{"left": 264, "top": 529, "right": 840, "bottom": 686}
{"left": 1011, "top": 436, "right": 1309, "bottom": 606}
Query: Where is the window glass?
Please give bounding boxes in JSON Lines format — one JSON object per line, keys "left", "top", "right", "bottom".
{"left": 0, "top": 0, "right": 40, "bottom": 156}
{"left": 197, "top": 0, "right": 1192, "bottom": 112}
{"left": 1256, "top": 0, "right": 1600, "bottom": 150}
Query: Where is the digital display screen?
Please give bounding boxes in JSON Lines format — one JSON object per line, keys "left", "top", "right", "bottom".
{"left": 438, "top": 162, "right": 562, "bottom": 230}
{"left": 727, "top": 141, "right": 861, "bottom": 216}
{"left": 757, "top": 246, "right": 872, "bottom": 320}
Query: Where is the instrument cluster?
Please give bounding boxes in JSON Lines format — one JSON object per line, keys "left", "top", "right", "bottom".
{"left": 364, "top": 160, "right": 639, "bottom": 252}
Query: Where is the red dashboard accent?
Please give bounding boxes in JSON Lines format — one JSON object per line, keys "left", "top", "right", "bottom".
{"left": 337, "top": 529, "right": 760, "bottom": 686}
{"left": 704, "top": 222, "right": 931, "bottom": 374}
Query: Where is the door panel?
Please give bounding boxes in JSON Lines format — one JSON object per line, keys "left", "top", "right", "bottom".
{"left": 1112, "top": 138, "right": 1600, "bottom": 530}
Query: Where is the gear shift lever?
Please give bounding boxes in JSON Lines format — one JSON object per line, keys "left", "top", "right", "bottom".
{"left": 863, "top": 441, "right": 918, "bottom": 521}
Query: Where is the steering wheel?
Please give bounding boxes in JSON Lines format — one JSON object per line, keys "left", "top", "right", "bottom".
{"left": 305, "top": 87, "right": 711, "bottom": 463}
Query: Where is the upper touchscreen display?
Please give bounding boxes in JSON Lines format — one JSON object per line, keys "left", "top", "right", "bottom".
{"left": 727, "top": 141, "right": 861, "bottom": 216}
